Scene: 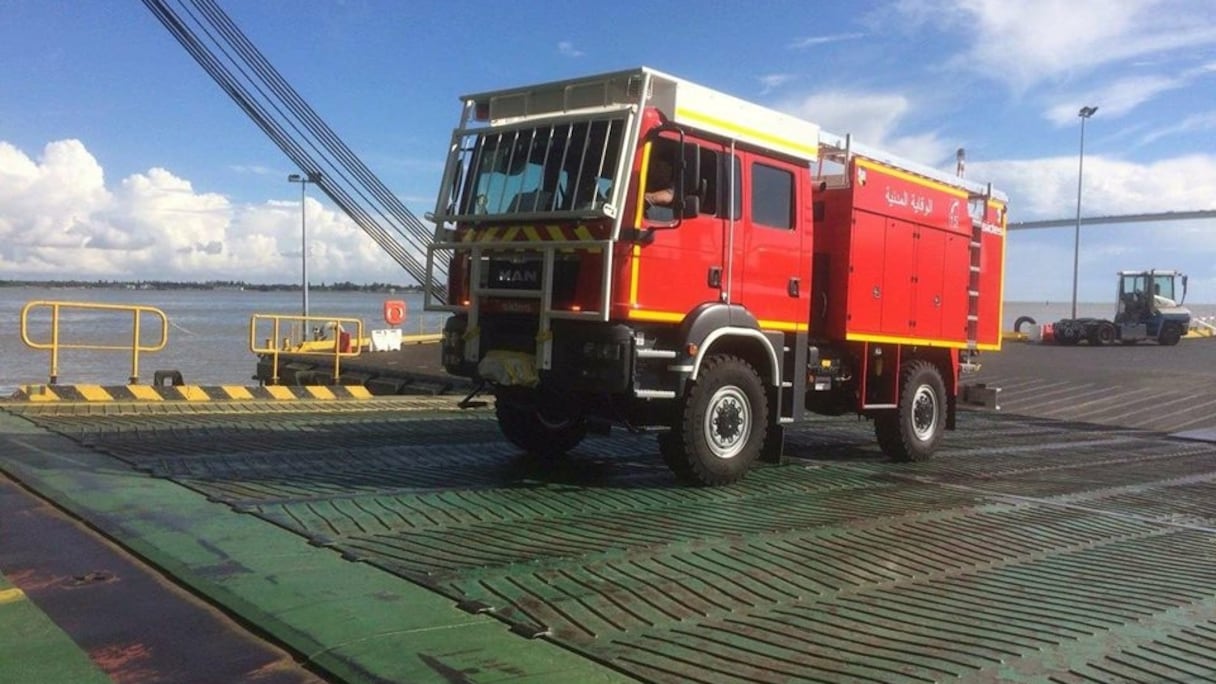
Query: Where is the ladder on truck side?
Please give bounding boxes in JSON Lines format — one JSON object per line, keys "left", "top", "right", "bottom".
{"left": 966, "top": 184, "right": 997, "bottom": 355}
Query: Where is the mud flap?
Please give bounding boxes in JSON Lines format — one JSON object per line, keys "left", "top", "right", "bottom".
{"left": 760, "top": 423, "right": 786, "bottom": 464}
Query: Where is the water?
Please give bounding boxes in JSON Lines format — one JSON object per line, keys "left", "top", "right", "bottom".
{"left": 4, "top": 287, "right": 1214, "bottom": 395}
{"left": 1, "top": 287, "right": 448, "bottom": 394}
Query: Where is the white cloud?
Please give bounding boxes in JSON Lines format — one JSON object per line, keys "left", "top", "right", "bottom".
{"left": 557, "top": 41, "right": 584, "bottom": 58}
{"left": 973, "top": 154, "right": 1216, "bottom": 222}
{"left": 1042, "top": 62, "right": 1216, "bottom": 126}
{"left": 776, "top": 90, "right": 952, "bottom": 165}
{"left": 0, "top": 139, "right": 415, "bottom": 284}
{"left": 758, "top": 73, "right": 795, "bottom": 95}
{"left": 974, "top": 153, "right": 1216, "bottom": 301}
{"left": 891, "top": 0, "right": 1216, "bottom": 92}
{"left": 787, "top": 32, "right": 864, "bottom": 50}
{"left": 1141, "top": 110, "right": 1216, "bottom": 146}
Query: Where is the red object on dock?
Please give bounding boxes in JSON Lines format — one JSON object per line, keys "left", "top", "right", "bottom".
{"left": 383, "top": 299, "right": 406, "bottom": 327}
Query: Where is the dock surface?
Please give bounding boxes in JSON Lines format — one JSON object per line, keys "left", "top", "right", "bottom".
{"left": 5, "top": 335, "right": 1216, "bottom": 683}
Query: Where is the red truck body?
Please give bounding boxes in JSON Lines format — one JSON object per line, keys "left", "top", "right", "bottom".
{"left": 426, "top": 68, "right": 1007, "bottom": 484}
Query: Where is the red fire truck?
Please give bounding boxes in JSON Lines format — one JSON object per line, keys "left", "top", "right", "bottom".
{"left": 425, "top": 67, "right": 1007, "bottom": 485}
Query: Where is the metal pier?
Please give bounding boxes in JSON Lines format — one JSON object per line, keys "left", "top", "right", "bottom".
{"left": 4, "top": 393, "right": 1216, "bottom": 682}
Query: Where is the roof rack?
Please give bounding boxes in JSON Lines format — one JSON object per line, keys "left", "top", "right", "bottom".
{"left": 818, "top": 131, "right": 1009, "bottom": 202}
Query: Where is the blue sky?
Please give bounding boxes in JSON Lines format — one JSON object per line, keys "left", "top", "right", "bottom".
{"left": 2, "top": 0, "right": 1215, "bottom": 301}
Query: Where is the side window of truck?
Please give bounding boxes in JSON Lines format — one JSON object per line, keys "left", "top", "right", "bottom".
{"left": 752, "top": 162, "right": 794, "bottom": 229}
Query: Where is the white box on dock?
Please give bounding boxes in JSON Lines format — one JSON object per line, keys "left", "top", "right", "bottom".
{"left": 371, "top": 328, "right": 402, "bottom": 351}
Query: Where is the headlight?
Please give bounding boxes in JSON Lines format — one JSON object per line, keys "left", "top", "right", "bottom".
{"left": 581, "top": 341, "right": 622, "bottom": 361}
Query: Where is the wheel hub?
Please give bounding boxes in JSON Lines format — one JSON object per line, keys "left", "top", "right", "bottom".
{"left": 911, "top": 385, "right": 938, "bottom": 441}
{"left": 705, "top": 386, "right": 750, "bottom": 459}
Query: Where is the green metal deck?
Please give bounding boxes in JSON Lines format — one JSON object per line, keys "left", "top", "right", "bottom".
{"left": 3, "top": 396, "right": 1216, "bottom": 682}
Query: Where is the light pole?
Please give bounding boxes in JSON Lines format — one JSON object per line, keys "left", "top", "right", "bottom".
{"left": 287, "top": 172, "right": 321, "bottom": 322}
{"left": 1071, "top": 106, "right": 1097, "bottom": 319}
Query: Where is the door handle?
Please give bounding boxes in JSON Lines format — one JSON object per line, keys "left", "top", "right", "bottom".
{"left": 788, "top": 277, "right": 800, "bottom": 297}
{"left": 708, "top": 266, "right": 722, "bottom": 288}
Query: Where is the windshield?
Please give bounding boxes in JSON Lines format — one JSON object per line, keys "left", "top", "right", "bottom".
{"left": 447, "top": 117, "right": 625, "bottom": 220}
{"left": 1121, "top": 273, "right": 1175, "bottom": 302}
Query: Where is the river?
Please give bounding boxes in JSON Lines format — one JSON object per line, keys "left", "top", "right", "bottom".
{"left": 1, "top": 287, "right": 448, "bottom": 394}
{"left": 3, "top": 287, "right": 1213, "bottom": 395}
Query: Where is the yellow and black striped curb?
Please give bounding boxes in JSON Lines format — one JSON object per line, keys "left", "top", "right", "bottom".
{"left": 10, "top": 384, "right": 374, "bottom": 403}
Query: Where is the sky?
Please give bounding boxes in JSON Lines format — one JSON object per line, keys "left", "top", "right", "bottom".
{"left": 2, "top": 0, "right": 1215, "bottom": 302}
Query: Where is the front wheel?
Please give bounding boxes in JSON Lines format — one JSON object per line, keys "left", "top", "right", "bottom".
{"left": 874, "top": 360, "right": 947, "bottom": 462}
{"left": 1090, "top": 322, "right": 1116, "bottom": 346}
{"left": 495, "top": 396, "right": 586, "bottom": 459}
{"left": 1159, "top": 324, "right": 1183, "bottom": 346}
{"left": 671, "top": 354, "right": 768, "bottom": 486}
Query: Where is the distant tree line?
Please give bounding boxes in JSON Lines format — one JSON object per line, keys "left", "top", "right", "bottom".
{"left": 0, "top": 279, "right": 422, "bottom": 292}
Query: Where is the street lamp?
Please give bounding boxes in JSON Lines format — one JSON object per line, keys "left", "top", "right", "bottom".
{"left": 287, "top": 172, "right": 321, "bottom": 321}
{"left": 1070, "top": 106, "right": 1097, "bottom": 319}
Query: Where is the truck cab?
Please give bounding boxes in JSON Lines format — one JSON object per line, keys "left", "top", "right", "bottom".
{"left": 1115, "top": 270, "right": 1191, "bottom": 345}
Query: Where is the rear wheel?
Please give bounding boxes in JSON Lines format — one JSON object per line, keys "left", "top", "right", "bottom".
{"left": 671, "top": 354, "right": 767, "bottom": 486}
{"left": 875, "top": 360, "right": 946, "bottom": 462}
{"left": 495, "top": 395, "right": 586, "bottom": 459}
{"left": 1056, "top": 323, "right": 1081, "bottom": 345}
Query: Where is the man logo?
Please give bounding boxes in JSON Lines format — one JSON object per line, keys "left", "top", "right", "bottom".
{"left": 494, "top": 267, "right": 539, "bottom": 285}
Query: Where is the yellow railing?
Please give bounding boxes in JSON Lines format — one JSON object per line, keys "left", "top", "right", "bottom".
{"left": 20, "top": 300, "right": 169, "bottom": 385}
{"left": 250, "top": 314, "right": 364, "bottom": 385}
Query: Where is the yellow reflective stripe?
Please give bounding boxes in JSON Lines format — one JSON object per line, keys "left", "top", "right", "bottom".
{"left": 545, "top": 225, "right": 564, "bottom": 240}
{"left": 128, "top": 385, "right": 163, "bottom": 401}
{"left": 24, "top": 386, "right": 59, "bottom": 402}
{"left": 521, "top": 226, "right": 542, "bottom": 242}
{"left": 345, "top": 386, "right": 373, "bottom": 399}
{"left": 0, "top": 588, "right": 26, "bottom": 605}
{"left": 265, "top": 386, "right": 296, "bottom": 400}
{"left": 757, "top": 320, "right": 807, "bottom": 332}
{"left": 855, "top": 158, "right": 968, "bottom": 199}
{"left": 629, "top": 244, "right": 642, "bottom": 306}
{"left": 222, "top": 386, "right": 254, "bottom": 400}
{"left": 635, "top": 142, "right": 652, "bottom": 227}
{"left": 573, "top": 225, "right": 594, "bottom": 241}
{"left": 174, "top": 386, "right": 210, "bottom": 401}
{"left": 303, "top": 385, "right": 336, "bottom": 400}
{"left": 676, "top": 107, "right": 818, "bottom": 157}
{"left": 76, "top": 385, "right": 112, "bottom": 402}
{"left": 846, "top": 332, "right": 969, "bottom": 349}
{"left": 627, "top": 309, "right": 685, "bottom": 323}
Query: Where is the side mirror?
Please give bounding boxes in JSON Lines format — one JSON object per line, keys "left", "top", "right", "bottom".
{"left": 1182, "top": 275, "right": 1189, "bottom": 303}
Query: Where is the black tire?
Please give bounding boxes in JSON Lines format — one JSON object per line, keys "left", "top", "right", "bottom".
{"left": 1087, "top": 322, "right": 1116, "bottom": 346}
{"left": 1056, "top": 323, "right": 1081, "bottom": 346}
{"left": 875, "top": 360, "right": 946, "bottom": 462}
{"left": 1013, "top": 315, "right": 1036, "bottom": 334}
{"left": 657, "top": 431, "right": 694, "bottom": 481}
{"left": 672, "top": 354, "right": 767, "bottom": 486}
{"left": 495, "top": 397, "right": 586, "bottom": 459}
{"left": 1159, "top": 324, "right": 1183, "bottom": 346}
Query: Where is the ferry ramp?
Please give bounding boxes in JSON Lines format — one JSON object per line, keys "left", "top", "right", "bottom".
{"left": 4, "top": 394, "right": 1216, "bottom": 682}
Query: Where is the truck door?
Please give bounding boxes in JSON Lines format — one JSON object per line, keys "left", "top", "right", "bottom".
{"left": 627, "top": 135, "right": 729, "bottom": 319}
{"left": 730, "top": 154, "right": 808, "bottom": 331}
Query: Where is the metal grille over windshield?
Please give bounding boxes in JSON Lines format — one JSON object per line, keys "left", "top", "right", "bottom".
{"left": 450, "top": 117, "right": 625, "bottom": 220}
